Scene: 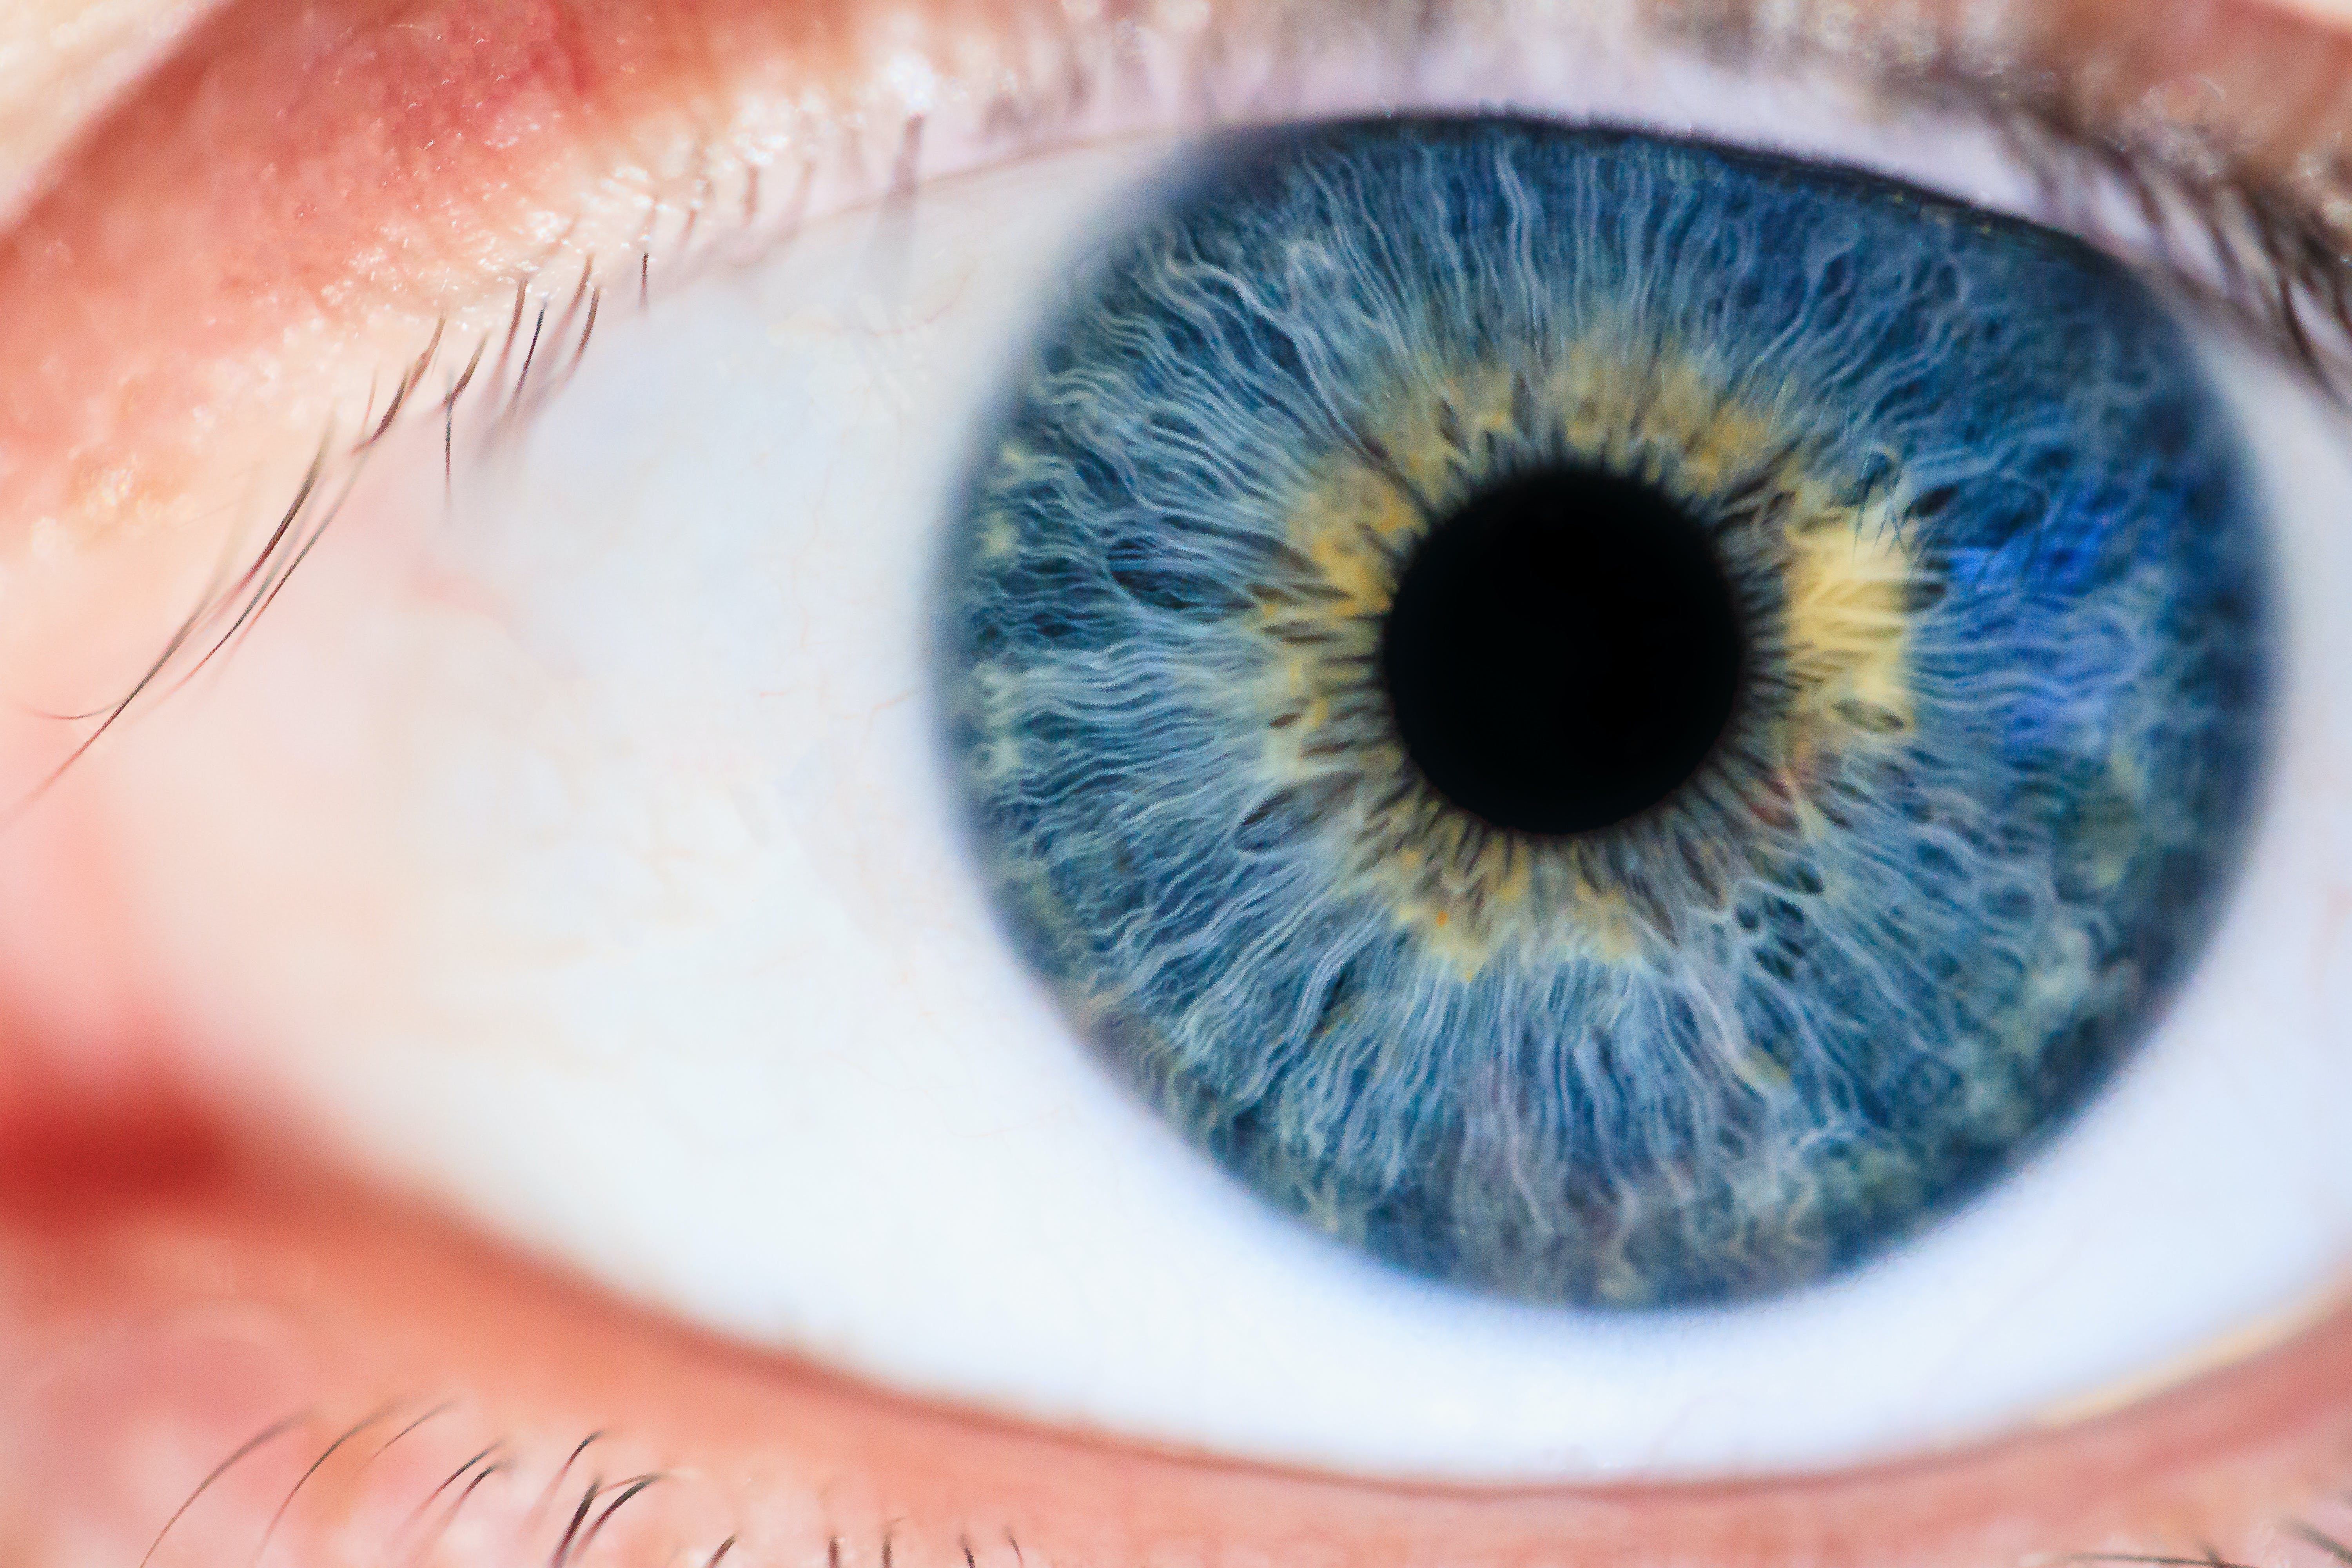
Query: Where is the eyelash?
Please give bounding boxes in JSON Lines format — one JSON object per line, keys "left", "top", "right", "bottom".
{"left": 147, "top": 1396, "right": 2352, "bottom": 1568}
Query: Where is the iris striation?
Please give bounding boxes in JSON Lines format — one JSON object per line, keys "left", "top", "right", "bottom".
{"left": 938, "top": 120, "right": 2270, "bottom": 1308}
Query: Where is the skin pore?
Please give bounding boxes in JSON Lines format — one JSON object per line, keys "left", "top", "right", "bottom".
{"left": 8, "top": 0, "right": 2352, "bottom": 1562}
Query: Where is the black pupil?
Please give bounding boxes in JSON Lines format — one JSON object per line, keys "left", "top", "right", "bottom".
{"left": 1381, "top": 466, "right": 1745, "bottom": 836}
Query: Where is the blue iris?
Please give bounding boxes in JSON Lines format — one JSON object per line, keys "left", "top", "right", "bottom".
{"left": 938, "top": 119, "right": 2270, "bottom": 1308}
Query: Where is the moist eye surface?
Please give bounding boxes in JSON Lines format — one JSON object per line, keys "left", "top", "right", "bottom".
{"left": 937, "top": 118, "right": 2271, "bottom": 1310}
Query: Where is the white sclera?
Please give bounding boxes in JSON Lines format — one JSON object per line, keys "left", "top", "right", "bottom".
{"left": 81, "top": 128, "right": 2352, "bottom": 1480}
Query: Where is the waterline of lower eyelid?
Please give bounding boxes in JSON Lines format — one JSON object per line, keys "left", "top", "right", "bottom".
{"left": 2031, "top": 1279, "right": 2352, "bottom": 1430}
{"left": 15, "top": 1153, "right": 2352, "bottom": 1566}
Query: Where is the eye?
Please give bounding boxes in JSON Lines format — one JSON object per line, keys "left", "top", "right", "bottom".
{"left": 28, "top": 5, "right": 2352, "bottom": 1492}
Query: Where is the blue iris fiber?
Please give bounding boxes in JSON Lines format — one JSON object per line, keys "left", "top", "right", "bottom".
{"left": 938, "top": 119, "right": 2270, "bottom": 1308}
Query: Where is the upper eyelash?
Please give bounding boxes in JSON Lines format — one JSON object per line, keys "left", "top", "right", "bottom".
{"left": 22, "top": 7, "right": 2349, "bottom": 817}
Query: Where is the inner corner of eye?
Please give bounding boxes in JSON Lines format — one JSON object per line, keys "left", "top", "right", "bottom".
{"left": 128, "top": 102, "right": 2341, "bottom": 1488}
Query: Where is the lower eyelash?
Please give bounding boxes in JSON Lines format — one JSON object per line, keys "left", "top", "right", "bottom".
{"left": 134, "top": 1392, "right": 2352, "bottom": 1568}
{"left": 137, "top": 1405, "right": 711, "bottom": 1567}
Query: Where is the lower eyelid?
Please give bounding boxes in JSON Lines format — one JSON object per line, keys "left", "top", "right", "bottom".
{"left": 11, "top": 1135, "right": 2352, "bottom": 1568}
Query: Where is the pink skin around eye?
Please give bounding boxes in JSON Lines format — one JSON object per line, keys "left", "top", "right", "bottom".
{"left": 6, "top": 0, "right": 2352, "bottom": 1562}
{"left": 9, "top": 1094, "right": 2352, "bottom": 1566}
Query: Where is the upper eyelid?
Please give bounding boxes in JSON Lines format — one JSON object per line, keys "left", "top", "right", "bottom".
{"left": 5, "top": 0, "right": 2352, "bottom": 558}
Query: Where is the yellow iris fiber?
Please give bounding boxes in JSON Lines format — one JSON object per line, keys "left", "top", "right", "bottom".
{"left": 1249, "top": 339, "right": 1921, "bottom": 973}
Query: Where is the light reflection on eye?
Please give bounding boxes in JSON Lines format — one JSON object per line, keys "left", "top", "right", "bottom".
{"left": 13, "top": 0, "right": 2352, "bottom": 1563}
